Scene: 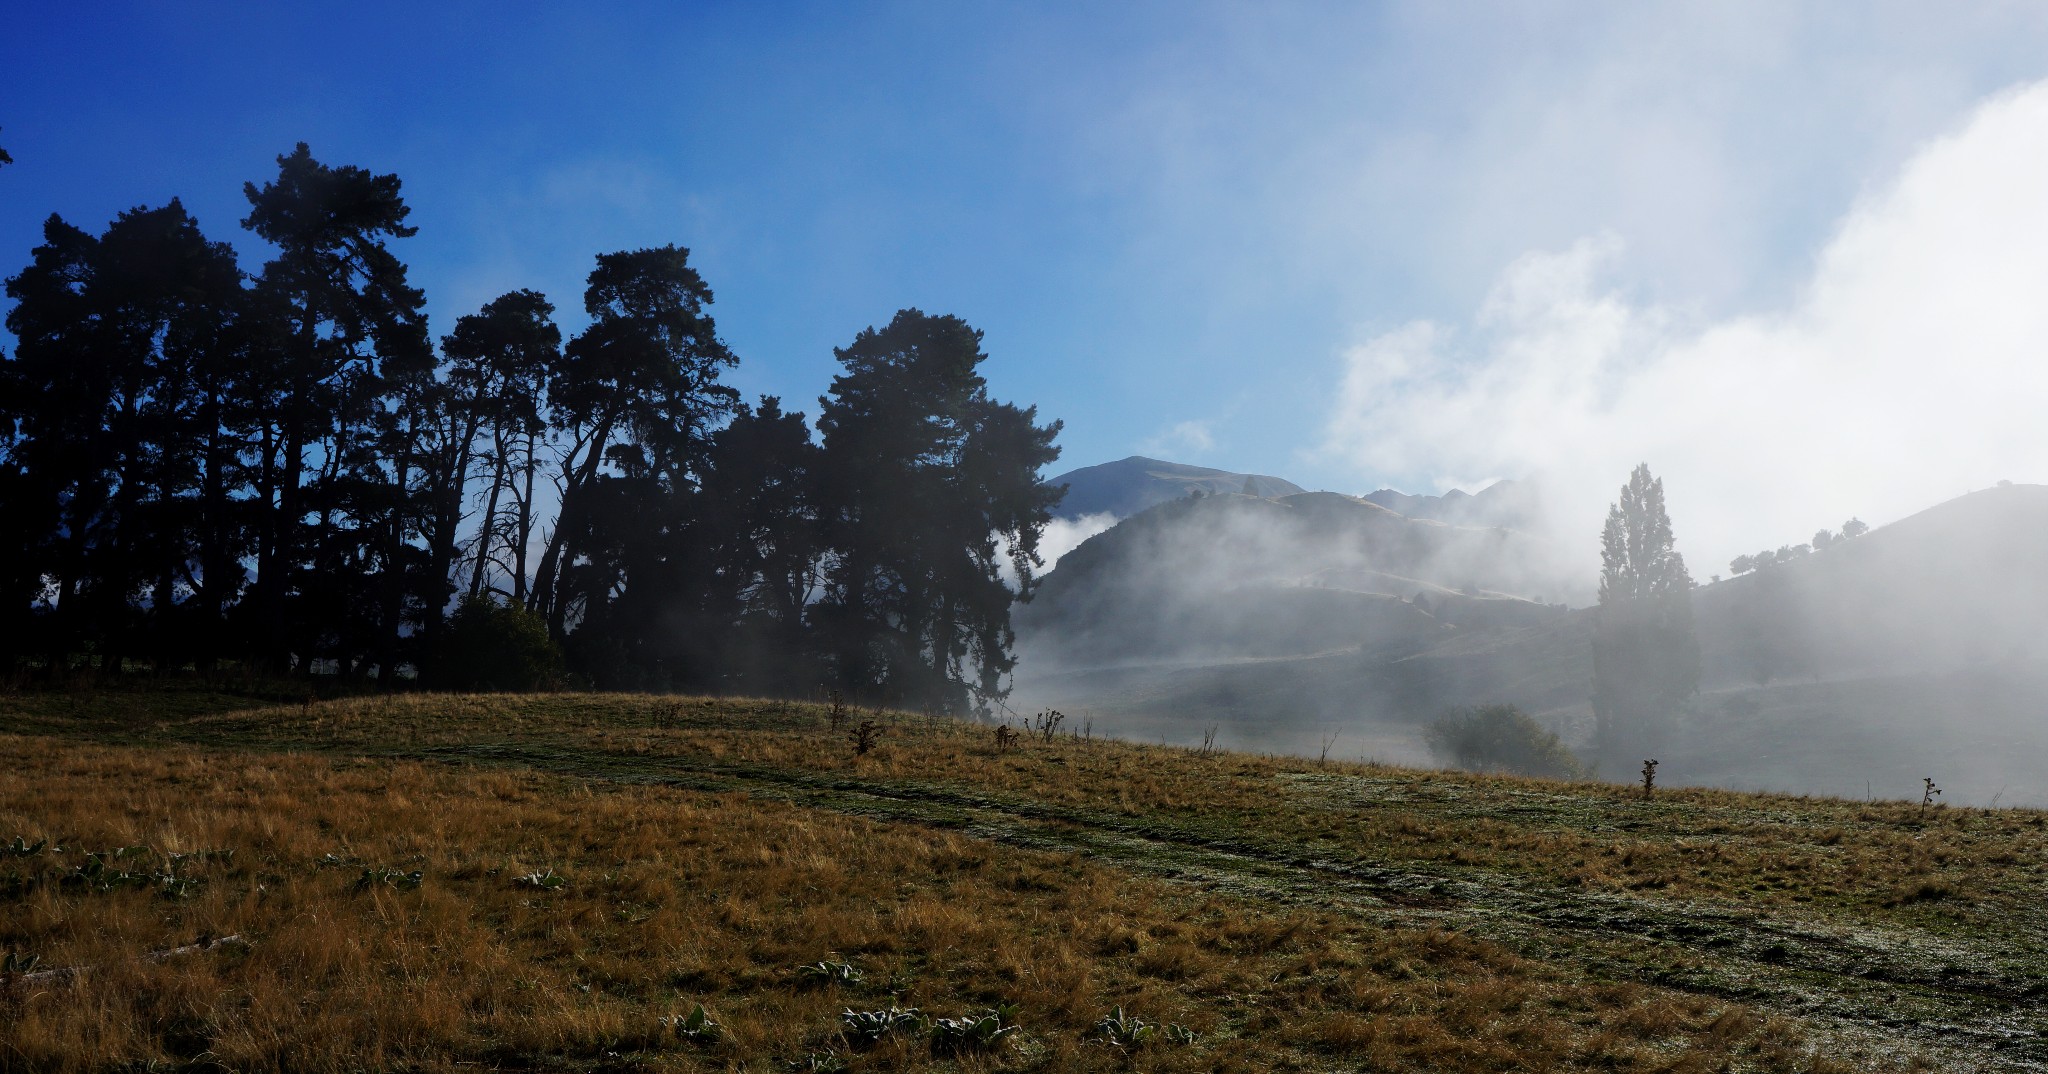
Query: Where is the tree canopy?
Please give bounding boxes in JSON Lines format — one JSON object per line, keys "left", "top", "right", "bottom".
{"left": 0, "top": 148, "right": 1062, "bottom": 710}
{"left": 815, "top": 310, "right": 1063, "bottom": 712}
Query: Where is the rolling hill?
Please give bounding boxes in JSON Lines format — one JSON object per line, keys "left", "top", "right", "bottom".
{"left": 1013, "top": 482, "right": 2048, "bottom": 806}
{"left": 1047, "top": 456, "right": 1304, "bottom": 519}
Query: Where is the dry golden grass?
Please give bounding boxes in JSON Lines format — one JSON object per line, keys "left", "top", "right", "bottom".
{"left": 0, "top": 729, "right": 1888, "bottom": 1073}
{"left": 159, "top": 689, "right": 2047, "bottom": 928}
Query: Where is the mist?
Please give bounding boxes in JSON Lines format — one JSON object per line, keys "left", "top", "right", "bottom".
{"left": 1012, "top": 78, "right": 2048, "bottom": 804}
{"left": 1318, "top": 79, "right": 2048, "bottom": 581}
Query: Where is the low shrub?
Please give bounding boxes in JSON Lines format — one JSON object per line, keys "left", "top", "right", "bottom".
{"left": 430, "top": 597, "right": 564, "bottom": 692}
{"left": 1424, "top": 704, "right": 1583, "bottom": 779}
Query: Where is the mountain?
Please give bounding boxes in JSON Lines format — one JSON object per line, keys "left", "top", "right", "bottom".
{"left": 1011, "top": 483, "right": 2048, "bottom": 806}
{"left": 1017, "top": 488, "right": 1573, "bottom": 665}
{"left": 1048, "top": 456, "right": 1304, "bottom": 519}
{"left": 1360, "top": 479, "right": 1540, "bottom": 529}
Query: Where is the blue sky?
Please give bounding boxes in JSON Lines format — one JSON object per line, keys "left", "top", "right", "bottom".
{"left": 11, "top": 3, "right": 2048, "bottom": 568}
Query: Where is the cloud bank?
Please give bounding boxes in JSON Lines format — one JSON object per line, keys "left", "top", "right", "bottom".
{"left": 1322, "top": 81, "right": 2048, "bottom": 585}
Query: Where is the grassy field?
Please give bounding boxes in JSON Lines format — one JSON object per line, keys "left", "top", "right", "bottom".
{"left": 3, "top": 685, "right": 2044, "bottom": 1071}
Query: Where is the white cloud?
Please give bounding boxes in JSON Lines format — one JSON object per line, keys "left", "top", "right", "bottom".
{"left": 1039, "top": 512, "right": 1118, "bottom": 569}
{"left": 1141, "top": 419, "right": 1216, "bottom": 459}
{"left": 1003, "top": 511, "right": 1118, "bottom": 590}
{"left": 1321, "top": 80, "right": 2048, "bottom": 584}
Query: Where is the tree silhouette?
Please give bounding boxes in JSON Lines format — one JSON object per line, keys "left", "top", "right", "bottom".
{"left": 691, "top": 396, "right": 827, "bottom": 692}
{"left": 0, "top": 147, "right": 1065, "bottom": 697}
{"left": 440, "top": 290, "right": 560, "bottom": 609}
{"left": 529, "top": 245, "right": 740, "bottom": 682}
{"left": 240, "top": 143, "right": 429, "bottom": 677}
{"left": 814, "top": 310, "right": 1062, "bottom": 713}
{"left": 1591, "top": 464, "right": 1699, "bottom": 774}
{"left": 1, "top": 202, "right": 248, "bottom": 672}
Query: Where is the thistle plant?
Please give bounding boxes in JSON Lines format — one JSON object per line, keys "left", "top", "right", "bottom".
{"left": 1091, "top": 1006, "right": 1196, "bottom": 1049}
{"left": 1641, "top": 758, "right": 1659, "bottom": 799}
{"left": 1922, "top": 777, "right": 1943, "bottom": 817}
{"left": 849, "top": 720, "right": 882, "bottom": 757}
{"left": 928, "top": 1003, "right": 1020, "bottom": 1054}
{"left": 1094, "top": 1006, "right": 1157, "bottom": 1048}
{"left": 841, "top": 1004, "right": 924, "bottom": 1045}
{"left": 795, "top": 959, "right": 863, "bottom": 986}
{"left": 663, "top": 1003, "right": 722, "bottom": 1043}
{"left": 514, "top": 868, "right": 566, "bottom": 890}
{"left": 355, "top": 866, "right": 425, "bottom": 891}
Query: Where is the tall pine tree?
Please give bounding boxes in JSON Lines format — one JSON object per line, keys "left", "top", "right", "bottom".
{"left": 814, "top": 310, "right": 1062, "bottom": 713}
{"left": 1591, "top": 464, "right": 1700, "bottom": 774}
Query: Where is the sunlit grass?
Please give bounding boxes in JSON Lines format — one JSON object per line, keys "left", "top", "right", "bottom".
{"left": 2, "top": 686, "right": 2017, "bottom": 1069}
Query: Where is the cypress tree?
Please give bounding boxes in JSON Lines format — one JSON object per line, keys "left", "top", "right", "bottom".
{"left": 1591, "top": 464, "right": 1700, "bottom": 774}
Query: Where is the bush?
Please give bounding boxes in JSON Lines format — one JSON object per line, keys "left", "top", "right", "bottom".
{"left": 431, "top": 597, "right": 564, "bottom": 692}
{"left": 1424, "top": 704, "right": 1582, "bottom": 779}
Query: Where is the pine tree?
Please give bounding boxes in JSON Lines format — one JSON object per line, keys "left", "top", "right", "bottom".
{"left": 1591, "top": 464, "right": 1699, "bottom": 773}
{"left": 814, "top": 310, "right": 1062, "bottom": 714}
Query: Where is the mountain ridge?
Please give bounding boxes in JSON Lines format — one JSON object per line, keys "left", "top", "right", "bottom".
{"left": 1048, "top": 455, "right": 1304, "bottom": 519}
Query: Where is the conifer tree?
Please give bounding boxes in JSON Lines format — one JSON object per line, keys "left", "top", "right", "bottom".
{"left": 1591, "top": 464, "right": 1699, "bottom": 773}
{"left": 814, "top": 309, "right": 1062, "bottom": 713}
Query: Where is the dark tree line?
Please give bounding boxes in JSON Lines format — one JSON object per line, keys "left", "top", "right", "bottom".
{"left": 0, "top": 144, "right": 1063, "bottom": 712}
{"left": 1727, "top": 516, "right": 1866, "bottom": 577}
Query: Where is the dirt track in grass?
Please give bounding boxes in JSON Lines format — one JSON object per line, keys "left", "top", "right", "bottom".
{"left": 5, "top": 686, "right": 2045, "bottom": 1070}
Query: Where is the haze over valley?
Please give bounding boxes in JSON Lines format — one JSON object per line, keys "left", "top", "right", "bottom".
{"left": 1015, "top": 458, "right": 2048, "bottom": 807}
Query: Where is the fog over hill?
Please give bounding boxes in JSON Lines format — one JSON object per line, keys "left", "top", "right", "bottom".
{"left": 1013, "top": 477, "right": 2048, "bottom": 807}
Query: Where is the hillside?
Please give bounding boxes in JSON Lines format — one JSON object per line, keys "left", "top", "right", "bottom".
{"left": 1048, "top": 456, "right": 1305, "bottom": 519}
{"left": 1013, "top": 483, "right": 2048, "bottom": 807}
{"left": 1018, "top": 489, "right": 1575, "bottom": 666}
{"left": 5, "top": 687, "right": 2045, "bottom": 1070}
{"left": 1360, "top": 478, "right": 1541, "bottom": 529}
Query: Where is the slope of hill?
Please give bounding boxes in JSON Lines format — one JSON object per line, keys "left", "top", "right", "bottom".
{"left": 1013, "top": 483, "right": 2048, "bottom": 807}
{"left": 1048, "top": 456, "right": 1304, "bottom": 519}
{"left": 1360, "top": 478, "right": 1541, "bottom": 529}
{"left": 1018, "top": 489, "right": 1574, "bottom": 665}
{"left": 3, "top": 687, "right": 2037, "bottom": 1070}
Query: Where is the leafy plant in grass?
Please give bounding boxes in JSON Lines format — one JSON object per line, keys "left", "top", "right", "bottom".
{"left": 795, "top": 959, "right": 863, "bottom": 987}
{"left": 64, "top": 845, "right": 210, "bottom": 900}
{"left": 786, "top": 1053, "right": 848, "bottom": 1073}
{"left": 1093, "top": 1006, "right": 1157, "bottom": 1049}
{"left": 514, "top": 867, "right": 566, "bottom": 890}
{"left": 5, "top": 836, "right": 47, "bottom": 857}
{"left": 841, "top": 1004, "right": 924, "bottom": 1046}
{"left": 928, "top": 1003, "right": 1020, "bottom": 1054}
{"left": 355, "top": 866, "right": 425, "bottom": 891}
{"left": 1090, "top": 1006, "right": 1193, "bottom": 1050}
{"left": 1424, "top": 704, "right": 1584, "bottom": 779}
{"left": 662, "top": 1003, "right": 721, "bottom": 1043}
